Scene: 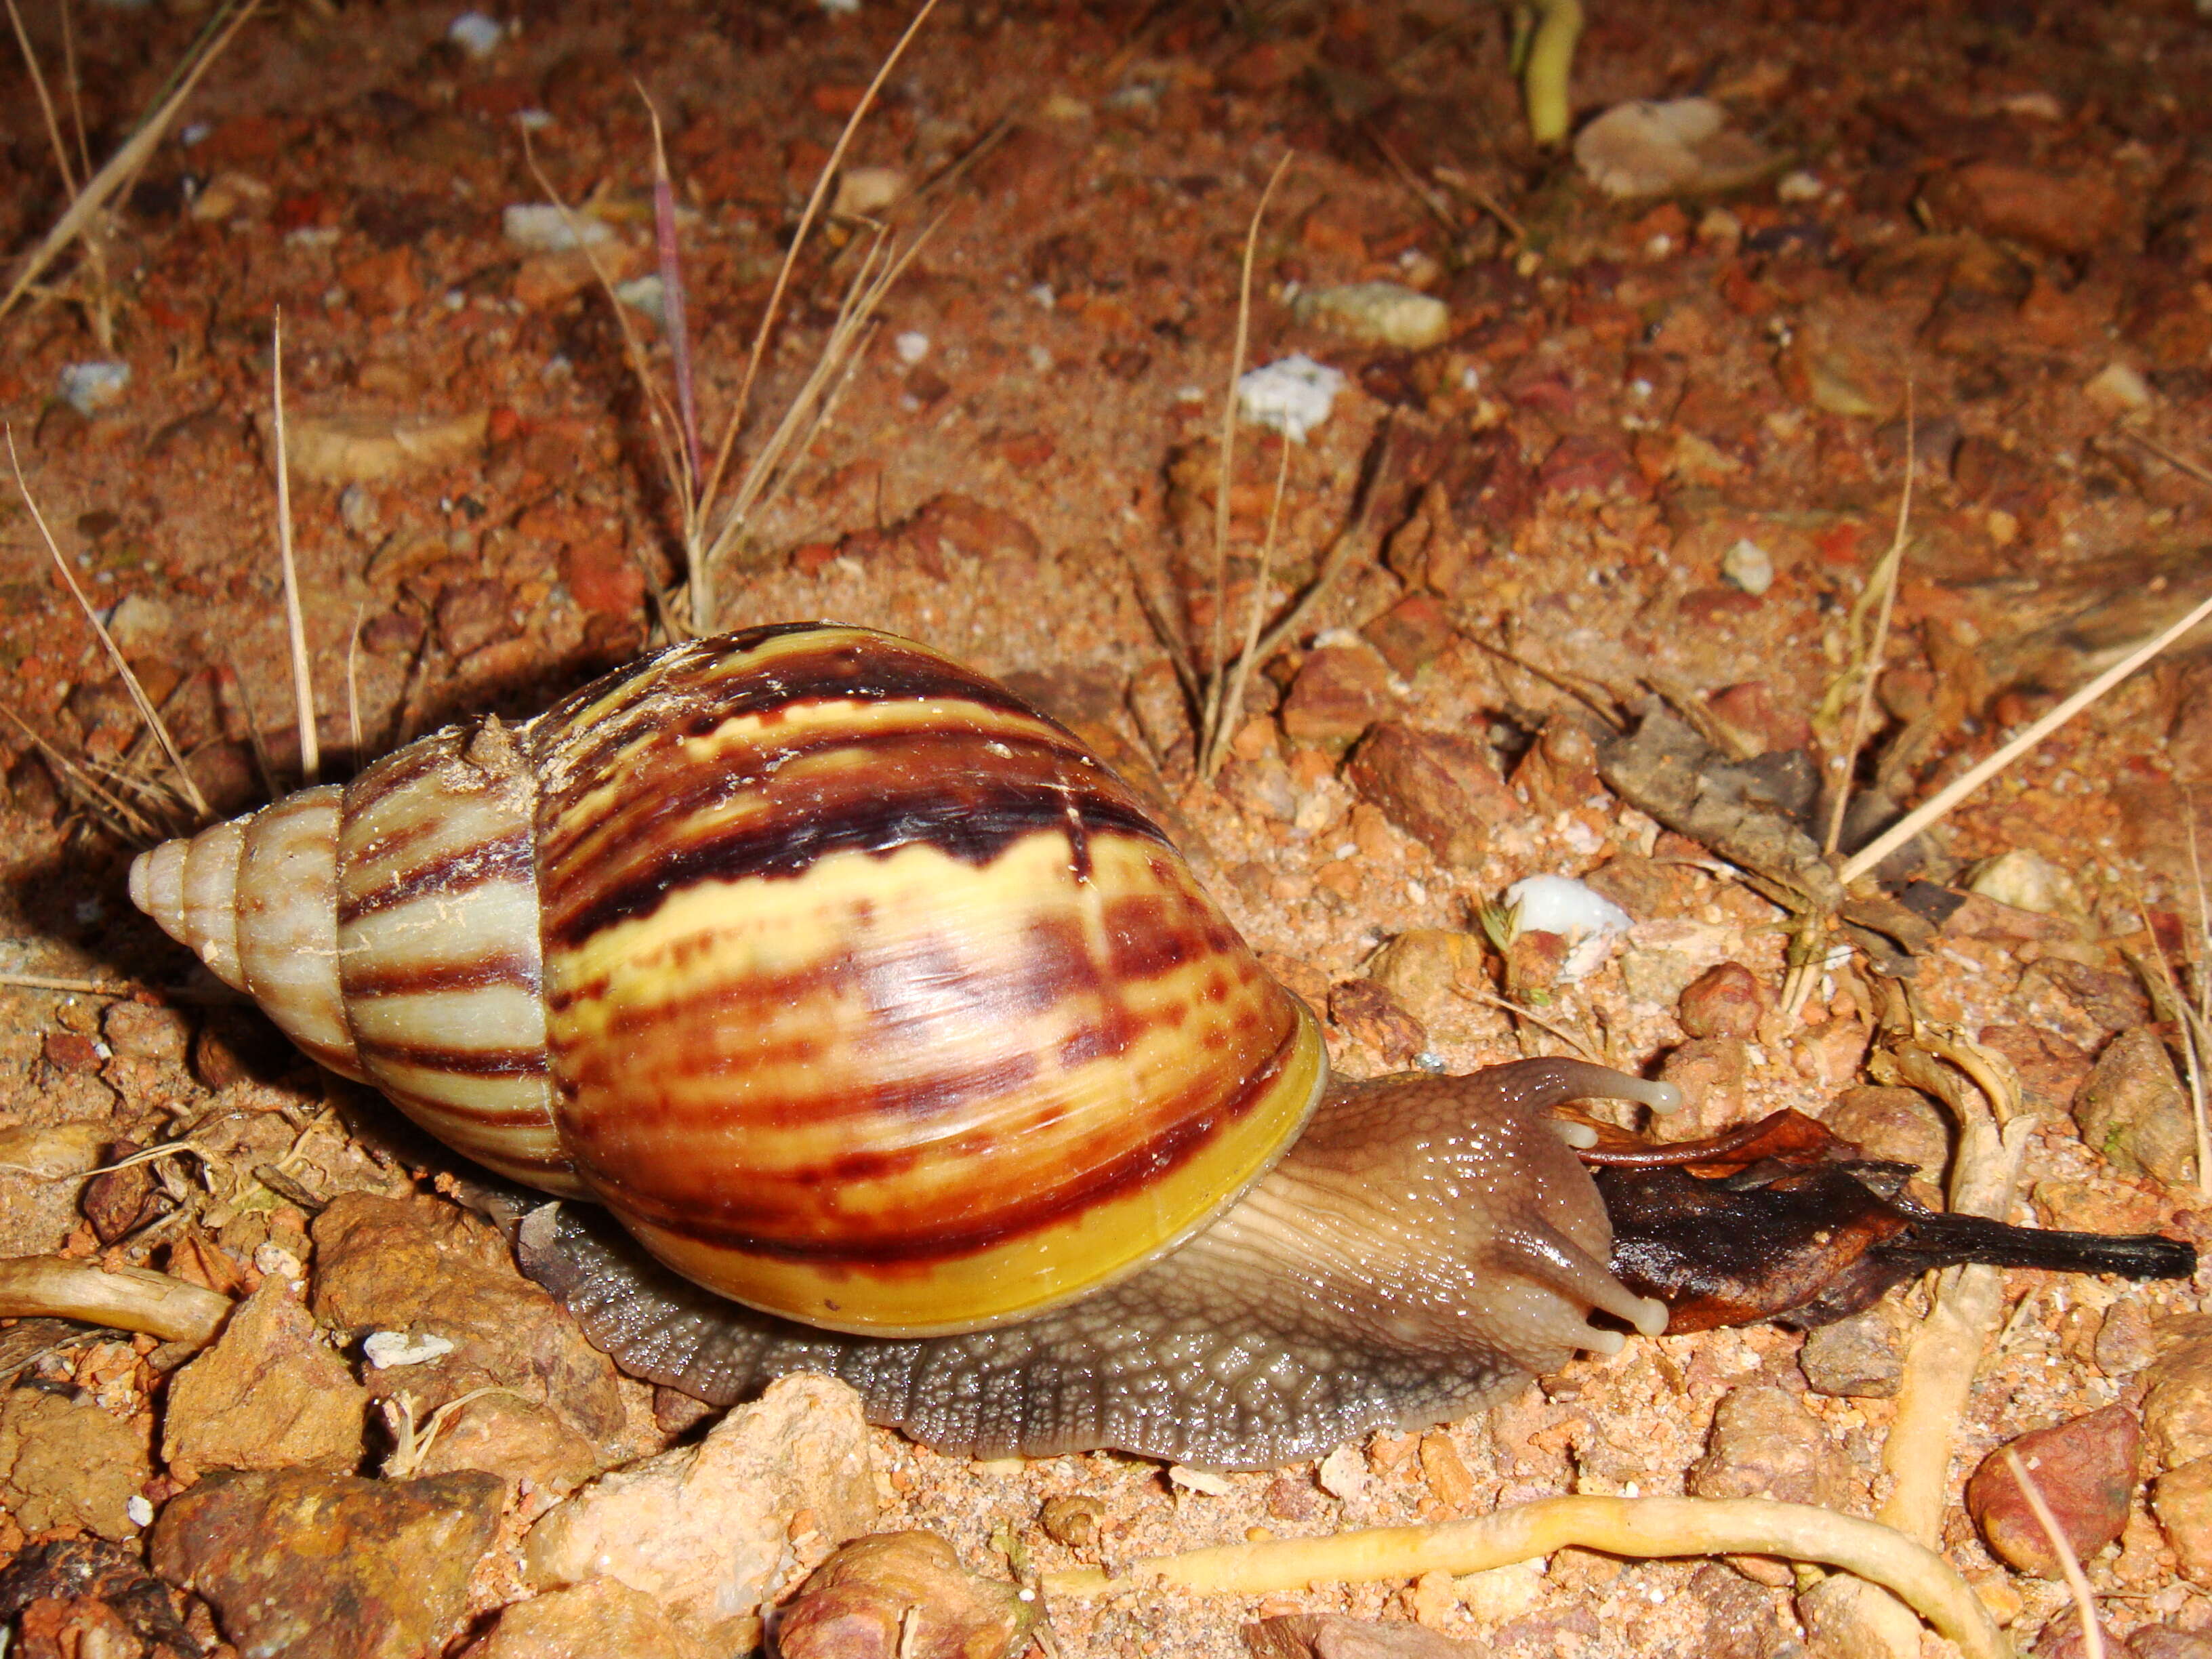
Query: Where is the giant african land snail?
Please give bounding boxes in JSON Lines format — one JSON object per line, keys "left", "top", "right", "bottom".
{"left": 131, "top": 620, "right": 1715, "bottom": 1467}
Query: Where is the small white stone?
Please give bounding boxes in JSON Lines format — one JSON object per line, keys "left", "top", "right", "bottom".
{"left": 1721, "top": 535, "right": 1774, "bottom": 596}
{"left": 363, "top": 1330, "right": 456, "bottom": 1370}
{"left": 1236, "top": 354, "right": 1347, "bottom": 442}
{"left": 514, "top": 108, "right": 554, "bottom": 133}
{"left": 2085, "top": 361, "right": 2152, "bottom": 414}
{"left": 615, "top": 273, "right": 665, "bottom": 325}
{"left": 1317, "top": 1443, "right": 1369, "bottom": 1501}
{"left": 253, "top": 1242, "right": 304, "bottom": 1281}
{"left": 502, "top": 203, "right": 611, "bottom": 252}
{"left": 817, "top": 0, "right": 860, "bottom": 14}
{"left": 1776, "top": 169, "right": 1824, "bottom": 203}
{"left": 1168, "top": 1465, "right": 1233, "bottom": 1496}
{"left": 447, "top": 12, "right": 504, "bottom": 59}
{"left": 126, "top": 1494, "right": 155, "bottom": 1528}
{"left": 895, "top": 330, "right": 930, "bottom": 365}
{"left": 1290, "top": 281, "right": 1450, "bottom": 350}
{"left": 1501, "top": 874, "right": 1634, "bottom": 982}
{"left": 58, "top": 361, "right": 129, "bottom": 415}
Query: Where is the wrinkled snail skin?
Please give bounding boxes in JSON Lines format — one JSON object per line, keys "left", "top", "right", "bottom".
{"left": 129, "top": 621, "right": 1671, "bottom": 1469}
{"left": 520, "top": 1060, "right": 1670, "bottom": 1469}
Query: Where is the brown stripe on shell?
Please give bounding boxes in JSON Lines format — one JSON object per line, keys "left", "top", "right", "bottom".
{"left": 577, "top": 1014, "right": 1304, "bottom": 1263}
{"left": 352, "top": 1034, "right": 550, "bottom": 1078}
{"left": 335, "top": 833, "right": 535, "bottom": 926}
{"left": 342, "top": 950, "right": 539, "bottom": 1000}
{"left": 541, "top": 731, "right": 1168, "bottom": 951}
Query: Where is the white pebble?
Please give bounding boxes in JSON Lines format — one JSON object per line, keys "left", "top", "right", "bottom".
{"left": 1721, "top": 535, "right": 1774, "bottom": 596}
{"left": 501, "top": 203, "right": 611, "bottom": 253}
{"left": 1168, "top": 1464, "right": 1233, "bottom": 1496}
{"left": 127, "top": 1494, "right": 155, "bottom": 1528}
{"left": 615, "top": 273, "right": 666, "bottom": 326}
{"left": 1776, "top": 169, "right": 1824, "bottom": 203}
{"left": 1317, "top": 1443, "right": 1369, "bottom": 1501}
{"left": 1500, "top": 874, "right": 1633, "bottom": 982}
{"left": 895, "top": 330, "right": 930, "bottom": 365}
{"left": 363, "top": 1330, "right": 456, "bottom": 1370}
{"left": 447, "top": 12, "right": 504, "bottom": 58}
{"left": 58, "top": 360, "right": 129, "bottom": 415}
{"left": 252, "top": 1242, "right": 304, "bottom": 1281}
{"left": 1235, "top": 354, "right": 1347, "bottom": 443}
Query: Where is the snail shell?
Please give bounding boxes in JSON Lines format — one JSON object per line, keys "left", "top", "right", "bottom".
{"left": 132, "top": 621, "right": 1671, "bottom": 1465}
{"left": 132, "top": 623, "right": 1324, "bottom": 1336}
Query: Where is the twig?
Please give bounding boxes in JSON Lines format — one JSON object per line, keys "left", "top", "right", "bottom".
{"left": 0, "top": 972, "right": 134, "bottom": 995}
{"left": 9, "top": 429, "right": 209, "bottom": 819}
{"left": 1043, "top": 1496, "right": 2003, "bottom": 1659}
{"left": 2114, "top": 427, "right": 2212, "bottom": 492}
{"left": 1452, "top": 985, "right": 1602, "bottom": 1064}
{"left": 1839, "top": 586, "right": 2212, "bottom": 885}
{"left": 1200, "top": 437, "right": 1292, "bottom": 781}
{"left": 0, "top": 1256, "right": 229, "bottom": 1347}
{"left": 344, "top": 602, "right": 365, "bottom": 763}
{"left": 640, "top": 89, "right": 702, "bottom": 487}
{"left": 2133, "top": 897, "right": 2211, "bottom": 1197}
{"left": 270, "top": 314, "right": 318, "bottom": 785}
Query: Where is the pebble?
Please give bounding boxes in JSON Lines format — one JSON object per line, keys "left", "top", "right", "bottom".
{"left": 1965, "top": 1404, "right": 2141, "bottom": 1578}
{"left": 2072, "top": 1026, "right": 2197, "bottom": 1187}
{"left": 164, "top": 1278, "right": 369, "bottom": 1474}
{"left": 1291, "top": 282, "right": 1451, "bottom": 351}
{"left": 523, "top": 1374, "right": 879, "bottom": 1649}
{"left": 1281, "top": 635, "right": 1399, "bottom": 744}
{"left": 1040, "top": 1493, "right": 1105, "bottom": 1546}
{"left": 1925, "top": 161, "right": 2128, "bottom": 257}
{"left": 0, "top": 1389, "right": 150, "bottom": 1540}
{"left": 102, "top": 1000, "right": 190, "bottom": 1063}
{"left": 1799, "top": 1300, "right": 1910, "bottom": 1398}
{"left": 152, "top": 1468, "right": 504, "bottom": 1659}
{"left": 1237, "top": 355, "right": 1347, "bottom": 442}
{"left": 448, "top": 11, "right": 504, "bottom": 58}
{"left": 1500, "top": 876, "right": 1633, "bottom": 983}
{"left": 1328, "top": 979, "right": 1427, "bottom": 1068}
{"left": 285, "top": 410, "right": 490, "bottom": 485}
{"left": 1688, "top": 1385, "right": 1847, "bottom": 1586}
{"left": 1657, "top": 1036, "right": 1748, "bottom": 1121}
{"left": 466, "top": 1580, "right": 712, "bottom": 1659}
{"left": 1345, "top": 722, "right": 1519, "bottom": 867}
{"left": 2154, "top": 1456, "right": 2212, "bottom": 1586}
{"left": 2087, "top": 361, "right": 2154, "bottom": 415}
{"left": 1246, "top": 1612, "right": 1484, "bottom": 1659}
{"left": 502, "top": 204, "right": 611, "bottom": 253}
{"left": 1573, "top": 98, "right": 1774, "bottom": 199}
{"left": 1719, "top": 537, "right": 1774, "bottom": 596}
{"left": 1967, "top": 848, "right": 2085, "bottom": 918}
{"left": 1677, "top": 962, "right": 1765, "bottom": 1040}
{"left": 1820, "top": 1085, "right": 1950, "bottom": 1180}
{"left": 1510, "top": 716, "right": 1602, "bottom": 815}
{"left": 2142, "top": 1326, "right": 2212, "bottom": 1471}
{"left": 777, "top": 1532, "right": 1036, "bottom": 1659}
{"left": 57, "top": 361, "right": 129, "bottom": 415}
{"left": 2024, "top": 958, "right": 2152, "bottom": 1033}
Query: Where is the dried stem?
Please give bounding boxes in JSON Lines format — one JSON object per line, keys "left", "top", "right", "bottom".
{"left": 1840, "top": 586, "right": 2212, "bottom": 885}
{"left": 1199, "top": 153, "right": 1292, "bottom": 750}
{"left": 271, "top": 314, "right": 318, "bottom": 785}
{"left": 1200, "top": 436, "right": 1291, "bottom": 781}
{"left": 1, "top": 0, "right": 257, "bottom": 327}
{"left": 0, "top": 1256, "right": 228, "bottom": 1347}
{"left": 2006, "top": 1450, "right": 2104, "bottom": 1659}
{"left": 1044, "top": 1496, "right": 2003, "bottom": 1659}
{"left": 641, "top": 90, "right": 703, "bottom": 487}
{"left": 1824, "top": 402, "right": 1914, "bottom": 858}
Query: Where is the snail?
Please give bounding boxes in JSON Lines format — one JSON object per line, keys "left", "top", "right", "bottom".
{"left": 129, "top": 620, "right": 1682, "bottom": 1469}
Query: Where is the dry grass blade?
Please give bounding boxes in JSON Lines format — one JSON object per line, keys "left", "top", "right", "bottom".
{"left": 8, "top": 429, "right": 208, "bottom": 819}
{"left": 0, "top": 0, "right": 258, "bottom": 327}
{"left": 2129, "top": 895, "right": 2212, "bottom": 1197}
{"left": 1823, "top": 401, "right": 1915, "bottom": 857}
{"left": 1841, "top": 585, "right": 2212, "bottom": 885}
{"left": 1199, "top": 438, "right": 1292, "bottom": 780}
{"left": 270, "top": 314, "right": 319, "bottom": 785}
{"left": 686, "top": 0, "right": 946, "bottom": 632}
{"left": 0, "top": 972, "right": 134, "bottom": 994}
{"left": 2005, "top": 1449, "right": 2104, "bottom": 1659}
{"left": 1197, "top": 153, "right": 1292, "bottom": 760}
{"left": 641, "top": 91, "right": 703, "bottom": 486}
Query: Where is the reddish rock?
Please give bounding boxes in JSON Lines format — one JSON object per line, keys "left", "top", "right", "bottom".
{"left": 463, "top": 1581, "right": 714, "bottom": 1659}
{"left": 1677, "top": 587, "right": 1765, "bottom": 626}
{"left": 1657, "top": 1036, "right": 1748, "bottom": 1120}
{"left": 2155, "top": 1455, "right": 2212, "bottom": 1585}
{"left": 2022, "top": 958, "right": 2152, "bottom": 1032}
{"left": 560, "top": 534, "right": 643, "bottom": 618}
{"left": 1688, "top": 1387, "right": 1848, "bottom": 1584}
{"left": 1677, "top": 962, "right": 1765, "bottom": 1040}
{"left": 2143, "top": 1328, "right": 2212, "bottom": 1471}
{"left": 164, "top": 1278, "right": 369, "bottom": 1475}
{"left": 1328, "top": 979, "right": 1427, "bottom": 1067}
{"left": 1822, "top": 1085, "right": 1950, "bottom": 1180}
{"left": 1706, "top": 682, "right": 1811, "bottom": 756}
{"left": 1966, "top": 1405, "right": 2141, "bottom": 1578}
{"left": 1976, "top": 1025, "right": 2093, "bottom": 1114}
{"left": 1510, "top": 717, "right": 1603, "bottom": 815}
{"left": 337, "top": 247, "right": 424, "bottom": 314}
{"left": 0, "top": 1390, "right": 149, "bottom": 1541}
{"left": 151, "top": 1468, "right": 504, "bottom": 1659}
{"left": 1536, "top": 434, "right": 1647, "bottom": 503}
{"left": 1345, "top": 723, "right": 1519, "bottom": 867}
{"left": 2073, "top": 1026, "right": 2197, "bottom": 1187}
{"left": 1360, "top": 594, "right": 1454, "bottom": 679}
{"left": 434, "top": 578, "right": 514, "bottom": 657}
{"left": 777, "top": 1532, "right": 1034, "bottom": 1659}
{"left": 1281, "top": 638, "right": 1399, "bottom": 745}
{"left": 1925, "top": 162, "right": 2131, "bottom": 257}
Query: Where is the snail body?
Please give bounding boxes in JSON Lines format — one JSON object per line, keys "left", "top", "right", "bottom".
{"left": 132, "top": 622, "right": 1671, "bottom": 1467}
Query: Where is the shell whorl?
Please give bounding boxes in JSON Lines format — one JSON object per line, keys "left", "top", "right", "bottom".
{"left": 131, "top": 623, "right": 1326, "bottom": 1338}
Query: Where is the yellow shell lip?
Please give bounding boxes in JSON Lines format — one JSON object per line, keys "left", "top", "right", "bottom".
{"left": 621, "top": 1001, "right": 1332, "bottom": 1339}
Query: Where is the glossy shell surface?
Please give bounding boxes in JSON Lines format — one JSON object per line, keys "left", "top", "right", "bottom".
{"left": 134, "top": 623, "right": 1326, "bottom": 1336}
